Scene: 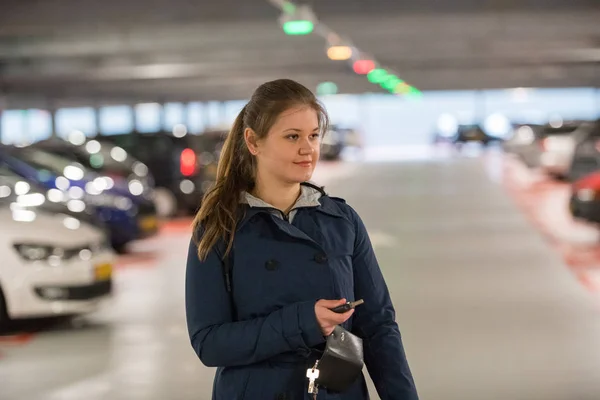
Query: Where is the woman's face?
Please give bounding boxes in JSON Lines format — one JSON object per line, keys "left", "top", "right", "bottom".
{"left": 247, "top": 105, "right": 321, "bottom": 185}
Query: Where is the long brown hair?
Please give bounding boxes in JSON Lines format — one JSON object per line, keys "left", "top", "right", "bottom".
{"left": 192, "top": 79, "right": 329, "bottom": 260}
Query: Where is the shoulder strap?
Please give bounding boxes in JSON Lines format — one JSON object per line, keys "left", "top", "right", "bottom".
{"left": 218, "top": 241, "right": 238, "bottom": 321}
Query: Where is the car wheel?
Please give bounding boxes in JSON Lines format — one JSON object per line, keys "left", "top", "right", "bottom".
{"left": 154, "top": 188, "right": 178, "bottom": 218}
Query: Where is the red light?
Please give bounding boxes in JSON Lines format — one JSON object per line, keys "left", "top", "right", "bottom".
{"left": 353, "top": 60, "right": 376, "bottom": 75}
{"left": 180, "top": 148, "right": 197, "bottom": 176}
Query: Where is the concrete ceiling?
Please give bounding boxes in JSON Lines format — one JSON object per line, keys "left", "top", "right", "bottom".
{"left": 0, "top": 0, "right": 599, "bottom": 108}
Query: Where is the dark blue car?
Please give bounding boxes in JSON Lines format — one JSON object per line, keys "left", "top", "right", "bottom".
{"left": 0, "top": 145, "right": 157, "bottom": 252}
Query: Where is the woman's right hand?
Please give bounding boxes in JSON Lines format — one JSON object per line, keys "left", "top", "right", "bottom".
{"left": 314, "top": 299, "right": 355, "bottom": 337}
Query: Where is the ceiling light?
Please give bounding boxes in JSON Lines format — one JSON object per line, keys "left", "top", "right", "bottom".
{"left": 367, "top": 69, "right": 388, "bottom": 84}
{"left": 327, "top": 46, "right": 352, "bottom": 61}
{"left": 353, "top": 60, "right": 376, "bottom": 75}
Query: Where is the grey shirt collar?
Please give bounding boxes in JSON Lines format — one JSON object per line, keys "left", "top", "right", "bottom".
{"left": 240, "top": 183, "right": 322, "bottom": 222}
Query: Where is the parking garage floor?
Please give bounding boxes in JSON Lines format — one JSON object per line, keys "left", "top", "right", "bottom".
{"left": 2, "top": 151, "right": 600, "bottom": 400}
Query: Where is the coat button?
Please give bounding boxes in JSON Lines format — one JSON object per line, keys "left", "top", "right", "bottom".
{"left": 314, "top": 253, "right": 328, "bottom": 264}
{"left": 265, "top": 259, "right": 279, "bottom": 271}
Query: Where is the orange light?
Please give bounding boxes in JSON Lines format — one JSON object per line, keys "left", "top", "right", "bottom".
{"left": 327, "top": 46, "right": 352, "bottom": 61}
{"left": 393, "top": 82, "right": 410, "bottom": 94}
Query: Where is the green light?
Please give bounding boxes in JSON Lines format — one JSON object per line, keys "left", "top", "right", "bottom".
{"left": 405, "top": 88, "right": 424, "bottom": 100}
{"left": 317, "top": 82, "right": 338, "bottom": 96}
{"left": 283, "top": 20, "right": 314, "bottom": 35}
{"left": 367, "top": 69, "right": 388, "bottom": 84}
{"left": 381, "top": 76, "right": 402, "bottom": 91}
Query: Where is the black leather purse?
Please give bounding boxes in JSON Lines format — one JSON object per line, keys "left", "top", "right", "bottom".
{"left": 310, "top": 325, "right": 364, "bottom": 393}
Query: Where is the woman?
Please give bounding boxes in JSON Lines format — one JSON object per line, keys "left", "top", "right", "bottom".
{"left": 185, "top": 79, "right": 418, "bottom": 400}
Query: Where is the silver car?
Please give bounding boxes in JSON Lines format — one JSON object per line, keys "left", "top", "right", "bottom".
{"left": 538, "top": 121, "right": 595, "bottom": 179}
{"left": 502, "top": 124, "right": 545, "bottom": 168}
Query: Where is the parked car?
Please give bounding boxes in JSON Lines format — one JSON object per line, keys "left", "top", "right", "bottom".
{"left": 0, "top": 163, "right": 104, "bottom": 229}
{"left": 29, "top": 138, "right": 158, "bottom": 239}
{"left": 537, "top": 121, "right": 595, "bottom": 179}
{"left": 99, "top": 131, "right": 222, "bottom": 216}
{"left": 567, "top": 121, "right": 600, "bottom": 182}
{"left": 434, "top": 124, "right": 498, "bottom": 148}
{"left": 502, "top": 124, "right": 545, "bottom": 168}
{"left": 0, "top": 145, "right": 156, "bottom": 252}
{"left": 0, "top": 183, "right": 114, "bottom": 326}
{"left": 320, "top": 125, "right": 352, "bottom": 161}
{"left": 32, "top": 137, "right": 155, "bottom": 202}
{"left": 569, "top": 171, "right": 600, "bottom": 225}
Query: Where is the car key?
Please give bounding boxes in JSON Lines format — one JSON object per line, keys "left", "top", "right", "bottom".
{"left": 307, "top": 361, "right": 320, "bottom": 399}
{"left": 330, "top": 299, "right": 364, "bottom": 313}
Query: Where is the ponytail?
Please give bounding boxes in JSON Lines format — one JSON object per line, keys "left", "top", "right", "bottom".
{"left": 192, "top": 104, "right": 253, "bottom": 261}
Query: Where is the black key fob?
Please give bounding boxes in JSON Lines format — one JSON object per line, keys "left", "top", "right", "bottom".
{"left": 330, "top": 299, "right": 364, "bottom": 313}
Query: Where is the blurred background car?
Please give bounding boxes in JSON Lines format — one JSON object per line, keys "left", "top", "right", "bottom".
{"left": 568, "top": 120, "right": 600, "bottom": 182}
{"left": 0, "top": 163, "right": 105, "bottom": 229}
{"left": 434, "top": 124, "right": 500, "bottom": 148}
{"left": 537, "top": 121, "right": 595, "bottom": 180}
{"left": 29, "top": 137, "right": 159, "bottom": 239}
{"left": 32, "top": 137, "right": 156, "bottom": 202}
{"left": 320, "top": 125, "right": 349, "bottom": 160}
{"left": 502, "top": 124, "right": 545, "bottom": 168}
{"left": 570, "top": 170, "right": 600, "bottom": 226}
{"left": 0, "top": 145, "right": 156, "bottom": 252}
{"left": 99, "top": 131, "right": 223, "bottom": 217}
{"left": 0, "top": 179, "right": 114, "bottom": 327}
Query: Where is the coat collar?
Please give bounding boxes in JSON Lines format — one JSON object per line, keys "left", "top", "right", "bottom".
{"left": 236, "top": 182, "right": 346, "bottom": 231}
{"left": 240, "top": 183, "right": 322, "bottom": 210}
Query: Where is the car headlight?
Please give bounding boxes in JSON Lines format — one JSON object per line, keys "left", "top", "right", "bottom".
{"left": 13, "top": 243, "right": 56, "bottom": 262}
{"left": 14, "top": 240, "right": 110, "bottom": 262}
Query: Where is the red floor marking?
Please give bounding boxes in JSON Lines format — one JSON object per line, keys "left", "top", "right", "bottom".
{"left": 575, "top": 270, "right": 600, "bottom": 293}
{"left": 493, "top": 156, "right": 600, "bottom": 297}
{"left": 115, "top": 251, "right": 159, "bottom": 269}
{"left": 159, "top": 217, "right": 194, "bottom": 235}
{"left": 0, "top": 333, "right": 35, "bottom": 346}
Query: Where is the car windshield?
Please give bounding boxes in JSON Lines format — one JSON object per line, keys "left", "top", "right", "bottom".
{"left": 543, "top": 125, "right": 581, "bottom": 135}
{"left": 80, "top": 144, "right": 136, "bottom": 175}
{"left": 458, "top": 125, "right": 480, "bottom": 131}
{"left": 11, "top": 148, "right": 92, "bottom": 179}
{"left": 0, "top": 165, "right": 44, "bottom": 205}
{"left": 39, "top": 142, "right": 136, "bottom": 175}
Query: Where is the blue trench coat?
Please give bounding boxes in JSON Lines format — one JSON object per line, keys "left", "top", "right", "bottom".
{"left": 185, "top": 187, "right": 419, "bottom": 400}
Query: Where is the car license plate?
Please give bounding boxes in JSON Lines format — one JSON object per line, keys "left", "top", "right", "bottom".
{"left": 139, "top": 216, "right": 158, "bottom": 232}
{"left": 94, "top": 263, "right": 112, "bottom": 281}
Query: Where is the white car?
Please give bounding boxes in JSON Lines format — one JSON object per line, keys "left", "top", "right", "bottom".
{"left": 502, "top": 124, "right": 545, "bottom": 168}
{"left": 0, "top": 177, "right": 114, "bottom": 325}
{"left": 538, "top": 121, "right": 595, "bottom": 178}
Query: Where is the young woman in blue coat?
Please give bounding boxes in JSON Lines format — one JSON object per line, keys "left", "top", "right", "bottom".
{"left": 186, "top": 79, "right": 419, "bottom": 400}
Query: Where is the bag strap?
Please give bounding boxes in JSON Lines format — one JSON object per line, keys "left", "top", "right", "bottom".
{"left": 218, "top": 241, "right": 238, "bottom": 321}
